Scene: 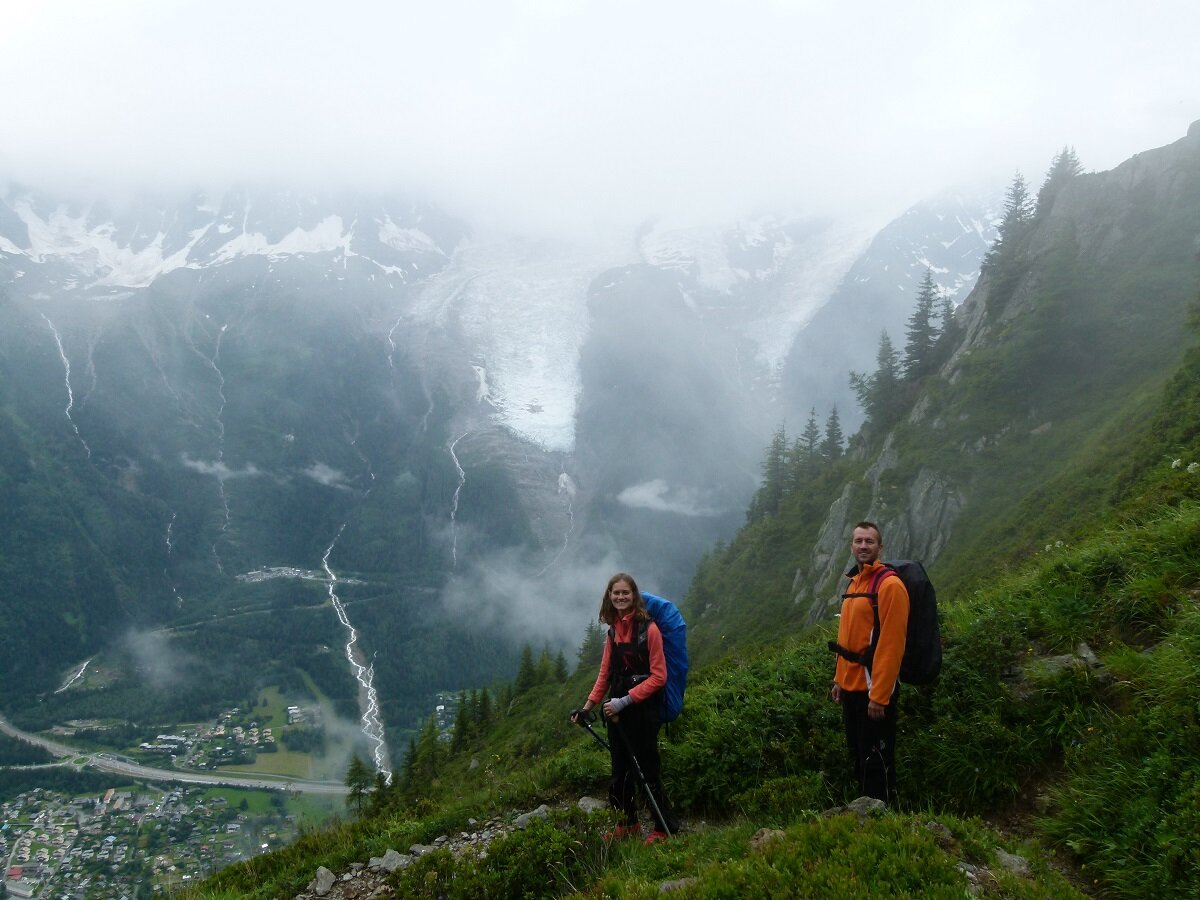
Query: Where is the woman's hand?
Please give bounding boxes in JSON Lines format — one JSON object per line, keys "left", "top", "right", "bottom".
{"left": 603, "top": 695, "right": 633, "bottom": 719}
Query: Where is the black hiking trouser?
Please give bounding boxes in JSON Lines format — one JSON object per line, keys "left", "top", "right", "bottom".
{"left": 606, "top": 701, "right": 676, "bottom": 834}
{"left": 840, "top": 687, "right": 899, "bottom": 805}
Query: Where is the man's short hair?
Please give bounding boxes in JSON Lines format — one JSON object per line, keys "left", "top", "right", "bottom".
{"left": 853, "top": 520, "right": 883, "bottom": 543}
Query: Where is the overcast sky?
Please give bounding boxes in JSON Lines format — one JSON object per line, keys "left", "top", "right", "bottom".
{"left": 2, "top": 0, "right": 1197, "bottom": 237}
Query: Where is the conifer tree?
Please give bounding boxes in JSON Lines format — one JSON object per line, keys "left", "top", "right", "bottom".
{"left": 931, "top": 294, "right": 959, "bottom": 366}
{"left": 450, "top": 689, "right": 470, "bottom": 751}
{"left": 475, "top": 688, "right": 492, "bottom": 726}
{"left": 903, "top": 270, "right": 940, "bottom": 380}
{"left": 577, "top": 622, "right": 605, "bottom": 668}
{"left": 366, "top": 770, "right": 390, "bottom": 816}
{"left": 402, "top": 737, "right": 418, "bottom": 784}
{"left": 786, "top": 436, "right": 806, "bottom": 494}
{"left": 554, "top": 650, "right": 569, "bottom": 682}
{"left": 801, "top": 408, "right": 821, "bottom": 459}
{"left": 1035, "top": 146, "right": 1083, "bottom": 216}
{"left": 820, "top": 406, "right": 844, "bottom": 461}
{"left": 985, "top": 171, "right": 1034, "bottom": 268}
{"left": 514, "top": 644, "right": 537, "bottom": 694}
{"left": 850, "top": 331, "right": 901, "bottom": 430}
{"left": 413, "top": 712, "right": 442, "bottom": 778}
{"left": 750, "top": 425, "right": 789, "bottom": 521}
{"left": 345, "top": 754, "right": 371, "bottom": 814}
{"left": 535, "top": 647, "right": 555, "bottom": 685}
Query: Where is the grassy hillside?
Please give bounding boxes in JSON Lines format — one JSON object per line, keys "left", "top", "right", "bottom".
{"left": 187, "top": 327, "right": 1200, "bottom": 898}
{"left": 187, "top": 134, "right": 1200, "bottom": 897}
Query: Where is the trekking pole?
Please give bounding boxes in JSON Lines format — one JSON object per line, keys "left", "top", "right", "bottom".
{"left": 608, "top": 717, "right": 673, "bottom": 838}
{"left": 572, "top": 712, "right": 611, "bottom": 751}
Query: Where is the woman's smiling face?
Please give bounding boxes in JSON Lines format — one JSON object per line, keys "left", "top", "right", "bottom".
{"left": 609, "top": 579, "right": 635, "bottom": 615}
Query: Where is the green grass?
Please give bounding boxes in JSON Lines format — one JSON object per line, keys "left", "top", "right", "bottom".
{"left": 185, "top": 285, "right": 1200, "bottom": 896}
{"left": 187, "top": 498, "right": 1200, "bottom": 899}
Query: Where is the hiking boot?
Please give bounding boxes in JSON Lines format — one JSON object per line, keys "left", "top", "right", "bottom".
{"left": 603, "top": 823, "right": 641, "bottom": 842}
{"left": 643, "top": 830, "right": 669, "bottom": 845}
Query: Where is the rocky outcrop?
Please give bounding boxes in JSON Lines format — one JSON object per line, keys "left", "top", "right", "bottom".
{"left": 795, "top": 439, "right": 963, "bottom": 626}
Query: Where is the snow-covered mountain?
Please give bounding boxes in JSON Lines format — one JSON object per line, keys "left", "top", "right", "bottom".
{"left": 782, "top": 186, "right": 1002, "bottom": 431}
{"left": 0, "top": 186, "right": 882, "bottom": 455}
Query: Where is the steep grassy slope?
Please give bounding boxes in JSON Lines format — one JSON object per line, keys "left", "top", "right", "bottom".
{"left": 189, "top": 291, "right": 1200, "bottom": 900}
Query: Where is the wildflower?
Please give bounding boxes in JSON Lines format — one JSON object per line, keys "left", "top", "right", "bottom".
{"left": 1189, "top": 462, "right": 1199, "bottom": 474}
{"left": 1172, "top": 458, "right": 1182, "bottom": 469}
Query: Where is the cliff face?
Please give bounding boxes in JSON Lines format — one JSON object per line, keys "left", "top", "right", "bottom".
{"left": 792, "top": 121, "right": 1200, "bottom": 623}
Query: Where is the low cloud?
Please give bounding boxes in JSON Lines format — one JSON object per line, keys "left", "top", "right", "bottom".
{"left": 123, "top": 629, "right": 190, "bottom": 689}
{"left": 181, "top": 455, "right": 261, "bottom": 480}
{"left": 440, "top": 542, "right": 633, "bottom": 653}
{"left": 616, "top": 479, "right": 718, "bottom": 517}
{"left": 302, "top": 463, "right": 352, "bottom": 489}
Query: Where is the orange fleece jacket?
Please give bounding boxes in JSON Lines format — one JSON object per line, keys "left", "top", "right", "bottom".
{"left": 587, "top": 614, "right": 667, "bottom": 705}
{"left": 834, "top": 561, "right": 910, "bottom": 705}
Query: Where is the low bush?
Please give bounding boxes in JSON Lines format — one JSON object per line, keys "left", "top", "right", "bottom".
{"left": 390, "top": 809, "right": 610, "bottom": 899}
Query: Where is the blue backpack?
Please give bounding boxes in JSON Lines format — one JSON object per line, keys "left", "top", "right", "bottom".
{"left": 642, "top": 593, "right": 689, "bottom": 722}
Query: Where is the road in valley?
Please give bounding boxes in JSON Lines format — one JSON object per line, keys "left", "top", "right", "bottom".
{"left": 0, "top": 713, "right": 349, "bottom": 796}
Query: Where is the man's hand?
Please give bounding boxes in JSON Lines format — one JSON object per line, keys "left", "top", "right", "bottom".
{"left": 830, "top": 684, "right": 842, "bottom": 704}
{"left": 867, "top": 699, "right": 885, "bottom": 720}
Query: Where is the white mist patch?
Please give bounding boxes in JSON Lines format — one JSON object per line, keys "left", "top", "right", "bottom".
{"left": 639, "top": 216, "right": 878, "bottom": 371}
{"left": 123, "top": 630, "right": 189, "bottom": 688}
{"left": 616, "top": 479, "right": 719, "bottom": 517}
{"left": 181, "top": 455, "right": 261, "bottom": 479}
{"left": 441, "top": 549, "right": 627, "bottom": 651}
{"left": 303, "top": 462, "right": 352, "bottom": 489}
{"left": 410, "top": 235, "right": 627, "bottom": 453}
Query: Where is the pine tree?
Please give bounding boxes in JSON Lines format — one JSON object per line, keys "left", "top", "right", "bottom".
{"left": 535, "top": 647, "right": 555, "bottom": 685}
{"left": 475, "top": 688, "right": 492, "bottom": 727}
{"left": 514, "top": 644, "right": 537, "bottom": 694}
{"left": 931, "top": 294, "right": 959, "bottom": 367}
{"left": 554, "top": 650, "right": 569, "bottom": 682}
{"left": 450, "top": 689, "right": 470, "bottom": 751}
{"left": 786, "top": 436, "right": 806, "bottom": 494}
{"left": 366, "top": 770, "right": 391, "bottom": 816}
{"left": 985, "top": 171, "right": 1034, "bottom": 268}
{"left": 402, "top": 737, "right": 418, "bottom": 784}
{"left": 820, "top": 406, "right": 844, "bottom": 461}
{"left": 850, "top": 331, "right": 901, "bottom": 430}
{"left": 903, "top": 270, "right": 940, "bottom": 380}
{"left": 577, "top": 622, "right": 605, "bottom": 668}
{"left": 749, "top": 425, "right": 788, "bottom": 521}
{"left": 345, "top": 755, "right": 371, "bottom": 815}
{"left": 413, "top": 712, "right": 442, "bottom": 778}
{"left": 1035, "top": 146, "right": 1083, "bottom": 216}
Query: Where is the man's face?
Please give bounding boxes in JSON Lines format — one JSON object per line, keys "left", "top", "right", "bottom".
{"left": 851, "top": 527, "right": 882, "bottom": 567}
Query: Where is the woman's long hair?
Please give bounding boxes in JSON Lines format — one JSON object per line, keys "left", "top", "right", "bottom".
{"left": 599, "top": 572, "right": 650, "bottom": 625}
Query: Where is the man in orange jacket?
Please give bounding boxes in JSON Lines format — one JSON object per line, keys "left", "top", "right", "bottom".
{"left": 830, "top": 520, "right": 909, "bottom": 805}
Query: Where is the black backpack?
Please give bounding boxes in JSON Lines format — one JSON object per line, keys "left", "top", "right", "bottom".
{"left": 828, "top": 559, "right": 942, "bottom": 686}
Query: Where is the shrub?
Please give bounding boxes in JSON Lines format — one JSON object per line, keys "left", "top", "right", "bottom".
{"left": 389, "top": 809, "right": 608, "bottom": 899}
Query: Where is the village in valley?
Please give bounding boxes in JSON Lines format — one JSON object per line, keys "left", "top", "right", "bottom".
{"left": 0, "top": 782, "right": 310, "bottom": 899}
{"left": 1, "top": 699, "right": 344, "bottom": 898}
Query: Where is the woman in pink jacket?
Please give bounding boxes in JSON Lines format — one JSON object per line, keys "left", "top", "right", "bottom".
{"left": 571, "top": 572, "right": 676, "bottom": 843}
